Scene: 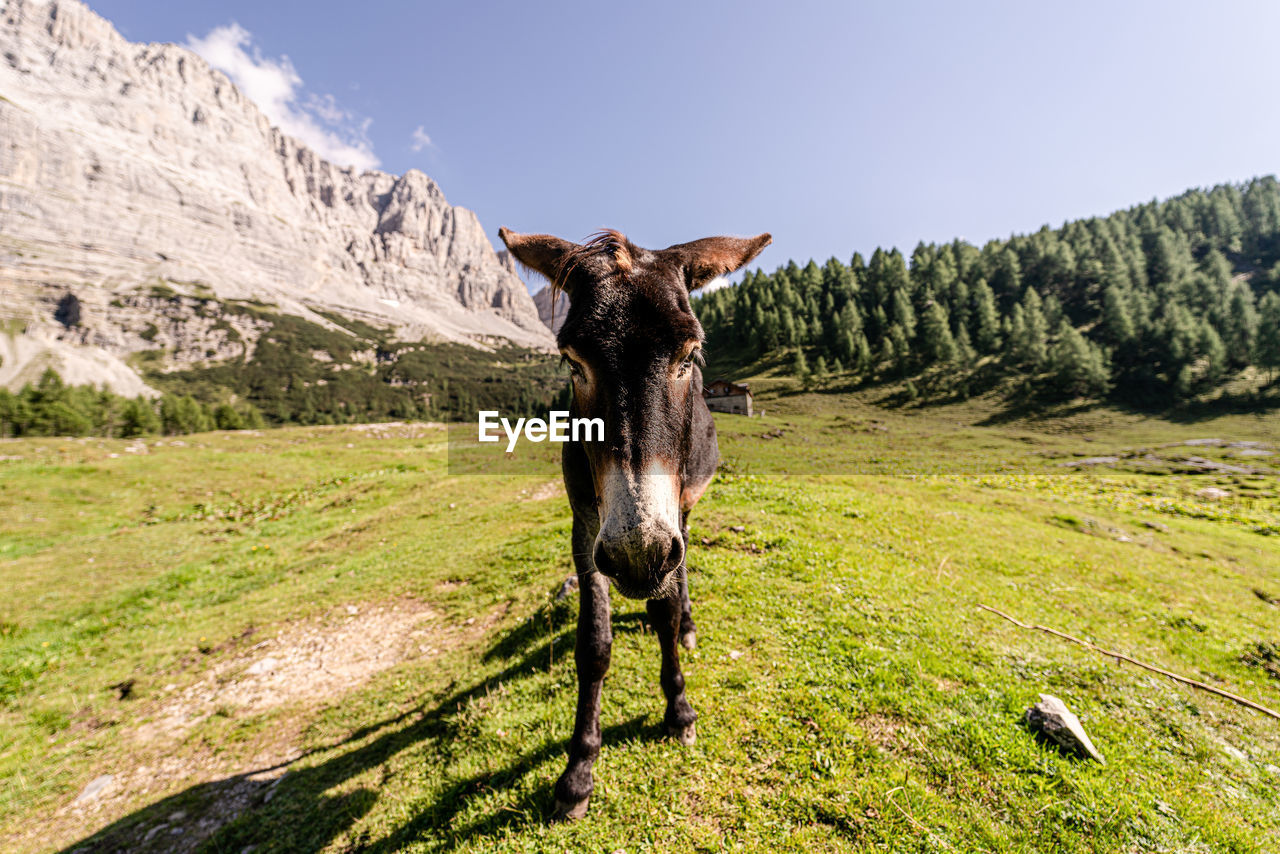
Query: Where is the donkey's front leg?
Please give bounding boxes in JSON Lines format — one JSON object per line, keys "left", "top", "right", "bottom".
{"left": 647, "top": 583, "right": 697, "bottom": 745}
{"left": 554, "top": 566, "right": 612, "bottom": 820}
{"left": 678, "top": 511, "right": 697, "bottom": 650}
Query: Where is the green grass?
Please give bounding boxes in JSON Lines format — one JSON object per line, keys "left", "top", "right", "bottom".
{"left": 0, "top": 388, "right": 1278, "bottom": 852}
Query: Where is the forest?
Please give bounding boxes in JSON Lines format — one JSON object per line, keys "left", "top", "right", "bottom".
{"left": 0, "top": 308, "right": 569, "bottom": 438}
{"left": 695, "top": 177, "right": 1280, "bottom": 404}
{"left": 0, "top": 368, "right": 266, "bottom": 438}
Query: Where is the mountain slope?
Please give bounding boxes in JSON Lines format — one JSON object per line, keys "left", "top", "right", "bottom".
{"left": 695, "top": 177, "right": 1280, "bottom": 407}
{"left": 0, "top": 0, "right": 552, "bottom": 396}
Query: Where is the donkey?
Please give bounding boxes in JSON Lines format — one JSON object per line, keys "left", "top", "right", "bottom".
{"left": 499, "top": 226, "right": 771, "bottom": 820}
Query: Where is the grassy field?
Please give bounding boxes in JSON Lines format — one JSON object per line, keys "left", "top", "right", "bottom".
{"left": 1, "top": 384, "right": 1279, "bottom": 852}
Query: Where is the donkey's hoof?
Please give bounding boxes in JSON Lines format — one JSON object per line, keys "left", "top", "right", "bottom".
{"left": 680, "top": 630, "right": 697, "bottom": 650}
{"left": 553, "top": 797, "right": 590, "bottom": 821}
{"left": 667, "top": 721, "right": 697, "bottom": 746}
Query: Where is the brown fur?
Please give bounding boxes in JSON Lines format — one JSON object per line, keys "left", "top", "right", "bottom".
{"left": 497, "top": 225, "right": 771, "bottom": 821}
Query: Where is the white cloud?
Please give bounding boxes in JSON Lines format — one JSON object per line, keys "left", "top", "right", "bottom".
{"left": 698, "top": 276, "right": 732, "bottom": 294}
{"left": 410, "top": 125, "right": 433, "bottom": 152}
{"left": 186, "top": 23, "right": 379, "bottom": 172}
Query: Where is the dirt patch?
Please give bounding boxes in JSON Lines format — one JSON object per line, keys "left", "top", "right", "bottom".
{"left": 525, "top": 480, "right": 563, "bottom": 501}
{"left": 9, "top": 600, "right": 460, "bottom": 854}
{"left": 50, "top": 751, "right": 294, "bottom": 854}
{"left": 858, "top": 713, "right": 906, "bottom": 749}
{"left": 134, "top": 600, "right": 439, "bottom": 743}
{"left": 339, "top": 422, "right": 442, "bottom": 440}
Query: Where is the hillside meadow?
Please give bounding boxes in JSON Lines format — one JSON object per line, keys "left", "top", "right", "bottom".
{"left": 1, "top": 386, "right": 1278, "bottom": 852}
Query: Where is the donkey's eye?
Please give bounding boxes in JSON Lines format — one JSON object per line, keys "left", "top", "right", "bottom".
{"left": 561, "top": 354, "right": 585, "bottom": 380}
{"left": 676, "top": 348, "right": 699, "bottom": 378}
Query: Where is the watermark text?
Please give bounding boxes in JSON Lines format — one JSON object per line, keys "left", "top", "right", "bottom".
{"left": 478, "top": 410, "right": 604, "bottom": 452}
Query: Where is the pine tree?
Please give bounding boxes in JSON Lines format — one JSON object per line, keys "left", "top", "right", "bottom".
{"left": 878, "top": 336, "right": 896, "bottom": 370}
{"left": 1017, "top": 289, "right": 1049, "bottom": 368}
{"left": 1102, "top": 284, "right": 1136, "bottom": 344}
{"left": 837, "top": 330, "right": 857, "bottom": 368}
{"left": 919, "top": 299, "right": 958, "bottom": 363}
{"left": 793, "top": 348, "right": 809, "bottom": 378}
{"left": 955, "top": 324, "right": 976, "bottom": 366}
{"left": 1048, "top": 321, "right": 1111, "bottom": 397}
{"left": 1223, "top": 280, "right": 1259, "bottom": 366}
{"left": 890, "top": 288, "right": 916, "bottom": 339}
{"left": 1257, "top": 291, "right": 1280, "bottom": 382}
{"left": 971, "top": 278, "right": 1001, "bottom": 353}
{"left": 121, "top": 396, "right": 160, "bottom": 436}
{"left": 888, "top": 323, "right": 910, "bottom": 376}
{"left": 853, "top": 332, "right": 872, "bottom": 374}
{"left": 1197, "top": 321, "right": 1227, "bottom": 384}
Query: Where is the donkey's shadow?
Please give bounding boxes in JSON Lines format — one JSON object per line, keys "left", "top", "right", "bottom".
{"left": 60, "top": 605, "right": 659, "bottom": 853}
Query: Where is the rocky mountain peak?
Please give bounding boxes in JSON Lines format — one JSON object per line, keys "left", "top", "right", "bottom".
{"left": 0, "top": 0, "right": 553, "bottom": 394}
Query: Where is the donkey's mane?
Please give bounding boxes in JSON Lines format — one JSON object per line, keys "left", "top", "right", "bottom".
{"left": 547, "top": 230, "right": 636, "bottom": 332}
{"left": 552, "top": 229, "right": 634, "bottom": 295}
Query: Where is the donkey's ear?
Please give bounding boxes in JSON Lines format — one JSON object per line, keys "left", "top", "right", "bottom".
{"left": 662, "top": 233, "right": 772, "bottom": 291}
{"left": 498, "top": 227, "right": 580, "bottom": 287}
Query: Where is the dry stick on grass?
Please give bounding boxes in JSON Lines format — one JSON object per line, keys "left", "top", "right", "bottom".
{"left": 977, "top": 604, "right": 1280, "bottom": 721}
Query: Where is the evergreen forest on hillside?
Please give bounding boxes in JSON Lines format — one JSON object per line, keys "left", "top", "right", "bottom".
{"left": 695, "top": 177, "right": 1280, "bottom": 405}
{"left": 0, "top": 304, "right": 570, "bottom": 439}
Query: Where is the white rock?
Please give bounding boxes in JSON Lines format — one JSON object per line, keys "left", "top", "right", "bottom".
{"left": 74, "top": 774, "right": 114, "bottom": 803}
{"left": 1195, "top": 487, "right": 1231, "bottom": 501}
{"left": 1023, "top": 694, "right": 1104, "bottom": 763}
{"left": 245, "top": 657, "right": 278, "bottom": 675}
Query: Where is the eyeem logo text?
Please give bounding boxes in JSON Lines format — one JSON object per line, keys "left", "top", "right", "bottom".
{"left": 478, "top": 410, "right": 604, "bottom": 452}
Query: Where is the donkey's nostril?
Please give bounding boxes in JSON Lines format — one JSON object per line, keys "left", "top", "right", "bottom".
{"left": 665, "top": 535, "right": 684, "bottom": 572}
{"left": 593, "top": 539, "right": 620, "bottom": 579}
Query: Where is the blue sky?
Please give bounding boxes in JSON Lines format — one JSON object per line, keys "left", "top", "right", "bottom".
{"left": 93, "top": 0, "right": 1280, "bottom": 289}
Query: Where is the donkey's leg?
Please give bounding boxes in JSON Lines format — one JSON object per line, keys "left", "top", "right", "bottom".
{"left": 678, "top": 511, "right": 697, "bottom": 650}
{"left": 647, "top": 590, "right": 698, "bottom": 745}
{"left": 554, "top": 566, "right": 612, "bottom": 820}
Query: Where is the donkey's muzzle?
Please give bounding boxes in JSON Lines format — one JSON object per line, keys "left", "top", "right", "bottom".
{"left": 592, "top": 527, "right": 684, "bottom": 600}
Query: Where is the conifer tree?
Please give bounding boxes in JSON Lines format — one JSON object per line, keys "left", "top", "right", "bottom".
{"left": 955, "top": 324, "right": 976, "bottom": 366}
{"left": 1048, "top": 321, "right": 1111, "bottom": 397}
{"left": 853, "top": 332, "right": 872, "bottom": 374}
{"left": 919, "top": 299, "right": 957, "bottom": 363}
{"left": 971, "top": 278, "right": 1001, "bottom": 353}
{"left": 888, "top": 323, "right": 910, "bottom": 376}
{"left": 121, "top": 396, "right": 160, "bottom": 436}
{"left": 1223, "top": 280, "right": 1259, "bottom": 366}
{"left": 890, "top": 289, "right": 916, "bottom": 340}
{"left": 1257, "top": 291, "right": 1280, "bottom": 381}
{"left": 793, "top": 348, "right": 809, "bottom": 378}
{"left": 1018, "top": 289, "right": 1049, "bottom": 368}
{"left": 1197, "top": 321, "right": 1228, "bottom": 384}
{"left": 1102, "top": 284, "right": 1136, "bottom": 344}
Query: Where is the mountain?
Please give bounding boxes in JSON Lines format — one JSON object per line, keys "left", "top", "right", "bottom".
{"left": 531, "top": 282, "right": 569, "bottom": 335}
{"left": 0, "top": 0, "right": 553, "bottom": 398}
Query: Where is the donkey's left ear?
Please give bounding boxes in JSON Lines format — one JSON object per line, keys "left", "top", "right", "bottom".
{"left": 498, "top": 227, "right": 582, "bottom": 288}
{"left": 661, "top": 233, "right": 772, "bottom": 291}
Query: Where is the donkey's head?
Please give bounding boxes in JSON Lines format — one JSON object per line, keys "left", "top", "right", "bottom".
{"left": 500, "top": 227, "right": 770, "bottom": 599}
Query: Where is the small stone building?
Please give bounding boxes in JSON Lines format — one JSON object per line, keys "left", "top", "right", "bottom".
{"left": 703, "top": 378, "right": 753, "bottom": 416}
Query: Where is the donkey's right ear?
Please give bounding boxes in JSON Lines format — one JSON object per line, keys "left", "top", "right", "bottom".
{"left": 498, "top": 228, "right": 580, "bottom": 288}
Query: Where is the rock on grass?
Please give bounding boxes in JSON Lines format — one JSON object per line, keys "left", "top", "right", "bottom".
{"left": 1023, "top": 694, "right": 1104, "bottom": 763}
